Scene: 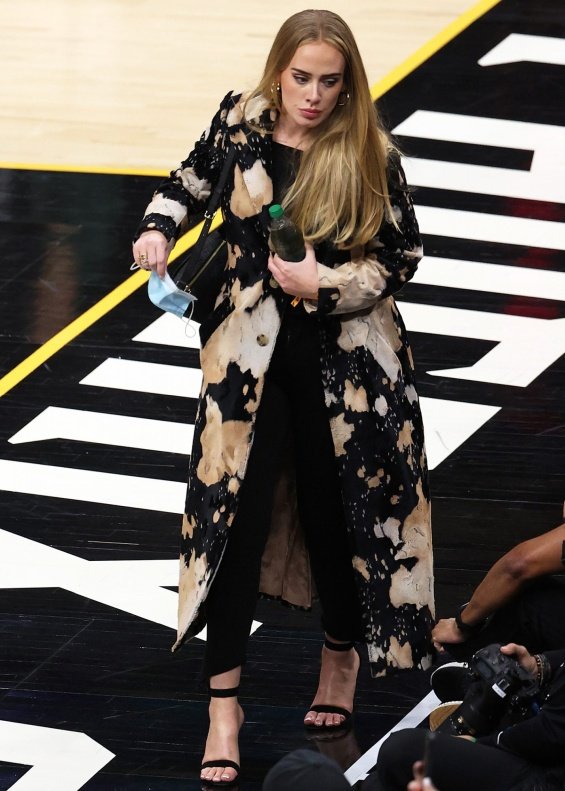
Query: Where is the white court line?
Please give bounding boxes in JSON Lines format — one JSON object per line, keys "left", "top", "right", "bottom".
{"left": 345, "top": 692, "right": 440, "bottom": 785}
{"left": 394, "top": 110, "right": 564, "bottom": 152}
{"left": 479, "top": 33, "right": 565, "bottom": 67}
{"left": 133, "top": 312, "right": 201, "bottom": 349}
{"left": 404, "top": 156, "right": 565, "bottom": 204}
{"left": 416, "top": 205, "right": 565, "bottom": 251}
{"left": 0, "top": 460, "right": 186, "bottom": 513}
{"left": 413, "top": 256, "right": 565, "bottom": 301}
{"left": 0, "top": 528, "right": 262, "bottom": 639}
{"left": 9, "top": 406, "right": 194, "bottom": 455}
{"left": 0, "top": 720, "right": 115, "bottom": 791}
{"left": 80, "top": 358, "right": 203, "bottom": 399}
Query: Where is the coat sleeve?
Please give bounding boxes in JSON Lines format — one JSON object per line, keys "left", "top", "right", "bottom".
{"left": 133, "top": 91, "right": 235, "bottom": 242}
{"left": 304, "top": 154, "right": 423, "bottom": 315}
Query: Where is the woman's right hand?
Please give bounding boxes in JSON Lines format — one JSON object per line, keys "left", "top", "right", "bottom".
{"left": 132, "top": 230, "right": 173, "bottom": 278}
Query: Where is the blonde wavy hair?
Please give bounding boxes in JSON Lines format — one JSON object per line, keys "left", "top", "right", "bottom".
{"left": 245, "top": 9, "right": 396, "bottom": 249}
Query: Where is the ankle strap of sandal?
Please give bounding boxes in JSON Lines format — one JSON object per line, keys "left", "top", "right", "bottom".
{"left": 324, "top": 638, "right": 355, "bottom": 652}
{"left": 208, "top": 686, "right": 239, "bottom": 698}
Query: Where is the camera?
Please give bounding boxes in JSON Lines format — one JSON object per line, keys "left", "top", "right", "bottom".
{"left": 435, "top": 643, "right": 540, "bottom": 738}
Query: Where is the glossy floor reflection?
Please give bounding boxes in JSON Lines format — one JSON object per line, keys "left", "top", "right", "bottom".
{"left": 0, "top": 594, "right": 431, "bottom": 789}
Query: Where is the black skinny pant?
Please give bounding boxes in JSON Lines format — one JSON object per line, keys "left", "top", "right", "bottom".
{"left": 365, "top": 729, "right": 545, "bottom": 791}
{"left": 203, "top": 309, "right": 363, "bottom": 678}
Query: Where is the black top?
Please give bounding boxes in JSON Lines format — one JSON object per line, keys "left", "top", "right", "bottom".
{"left": 271, "top": 140, "right": 301, "bottom": 204}
{"left": 270, "top": 141, "right": 312, "bottom": 323}
{"left": 269, "top": 140, "right": 348, "bottom": 321}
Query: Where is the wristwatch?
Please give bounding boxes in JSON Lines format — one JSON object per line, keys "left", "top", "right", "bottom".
{"left": 454, "top": 605, "right": 487, "bottom": 637}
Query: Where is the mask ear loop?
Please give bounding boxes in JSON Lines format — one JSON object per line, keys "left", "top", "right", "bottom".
{"left": 183, "top": 300, "right": 198, "bottom": 340}
{"left": 130, "top": 261, "right": 141, "bottom": 271}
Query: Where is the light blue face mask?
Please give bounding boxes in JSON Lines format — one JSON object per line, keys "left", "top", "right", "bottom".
{"left": 147, "top": 271, "right": 196, "bottom": 319}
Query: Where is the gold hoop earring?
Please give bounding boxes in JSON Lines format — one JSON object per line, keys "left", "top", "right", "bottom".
{"left": 337, "top": 91, "right": 350, "bottom": 107}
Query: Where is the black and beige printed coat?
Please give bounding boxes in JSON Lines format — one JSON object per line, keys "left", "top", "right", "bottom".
{"left": 136, "top": 90, "right": 434, "bottom": 676}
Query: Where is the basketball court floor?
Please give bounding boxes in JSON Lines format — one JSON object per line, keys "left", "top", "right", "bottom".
{"left": 0, "top": 0, "right": 564, "bottom": 788}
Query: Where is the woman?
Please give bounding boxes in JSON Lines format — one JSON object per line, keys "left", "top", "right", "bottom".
{"left": 133, "top": 10, "right": 434, "bottom": 787}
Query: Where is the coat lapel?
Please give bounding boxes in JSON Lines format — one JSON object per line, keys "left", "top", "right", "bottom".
{"left": 227, "top": 96, "right": 275, "bottom": 239}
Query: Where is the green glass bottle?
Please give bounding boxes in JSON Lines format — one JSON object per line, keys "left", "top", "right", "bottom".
{"left": 268, "top": 204, "right": 306, "bottom": 262}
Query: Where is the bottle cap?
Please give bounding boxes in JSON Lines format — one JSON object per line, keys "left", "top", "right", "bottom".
{"left": 268, "top": 204, "right": 284, "bottom": 219}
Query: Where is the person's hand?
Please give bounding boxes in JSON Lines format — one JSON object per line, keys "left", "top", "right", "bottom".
{"left": 432, "top": 618, "right": 466, "bottom": 652}
{"left": 407, "top": 760, "right": 439, "bottom": 791}
{"left": 132, "top": 230, "right": 174, "bottom": 278}
{"left": 268, "top": 242, "right": 319, "bottom": 300}
{"left": 500, "top": 643, "right": 537, "bottom": 677}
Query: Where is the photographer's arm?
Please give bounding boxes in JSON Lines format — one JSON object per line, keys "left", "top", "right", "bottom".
{"left": 477, "top": 650, "right": 565, "bottom": 763}
{"left": 432, "top": 523, "right": 565, "bottom": 649}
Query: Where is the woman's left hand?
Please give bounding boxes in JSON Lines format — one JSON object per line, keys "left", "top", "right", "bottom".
{"left": 268, "top": 243, "right": 319, "bottom": 300}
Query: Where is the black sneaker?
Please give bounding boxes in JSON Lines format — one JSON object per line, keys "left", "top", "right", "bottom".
{"left": 430, "top": 662, "right": 471, "bottom": 703}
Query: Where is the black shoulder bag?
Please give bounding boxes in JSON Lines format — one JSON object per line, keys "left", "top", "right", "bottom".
{"left": 171, "top": 145, "right": 237, "bottom": 324}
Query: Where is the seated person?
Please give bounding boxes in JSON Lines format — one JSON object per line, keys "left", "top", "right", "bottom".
{"left": 366, "top": 643, "right": 565, "bottom": 791}
{"left": 263, "top": 748, "right": 350, "bottom": 790}
{"left": 264, "top": 749, "right": 441, "bottom": 791}
{"left": 432, "top": 516, "right": 565, "bottom": 658}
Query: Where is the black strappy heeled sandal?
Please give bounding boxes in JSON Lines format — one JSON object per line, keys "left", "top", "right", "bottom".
{"left": 304, "top": 639, "right": 358, "bottom": 732}
{"left": 200, "top": 686, "right": 241, "bottom": 788}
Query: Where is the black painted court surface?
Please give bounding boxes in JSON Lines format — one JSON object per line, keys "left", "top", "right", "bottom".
{"left": 0, "top": 0, "right": 564, "bottom": 788}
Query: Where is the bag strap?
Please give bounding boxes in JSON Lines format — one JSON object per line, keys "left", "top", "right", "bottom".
{"left": 175, "top": 145, "right": 237, "bottom": 284}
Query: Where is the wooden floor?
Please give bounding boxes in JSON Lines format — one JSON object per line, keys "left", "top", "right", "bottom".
{"left": 0, "top": 0, "right": 564, "bottom": 789}
{"left": 2, "top": 0, "right": 476, "bottom": 171}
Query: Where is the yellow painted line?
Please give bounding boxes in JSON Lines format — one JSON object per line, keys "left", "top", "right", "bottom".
{"left": 0, "top": 213, "right": 223, "bottom": 398}
{"left": 371, "top": 0, "right": 502, "bottom": 100}
{"left": 0, "top": 0, "right": 502, "bottom": 398}
{"left": 0, "top": 161, "right": 167, "bottom": 178}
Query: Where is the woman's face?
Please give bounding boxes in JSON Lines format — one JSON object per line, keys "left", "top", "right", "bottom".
{"left": 278, "top": 40, "right": 345, "bottom": 132}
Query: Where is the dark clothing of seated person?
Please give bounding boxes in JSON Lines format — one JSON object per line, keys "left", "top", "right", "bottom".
{"left": 366, "top": 645, "right": 565, "bottom": 791}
